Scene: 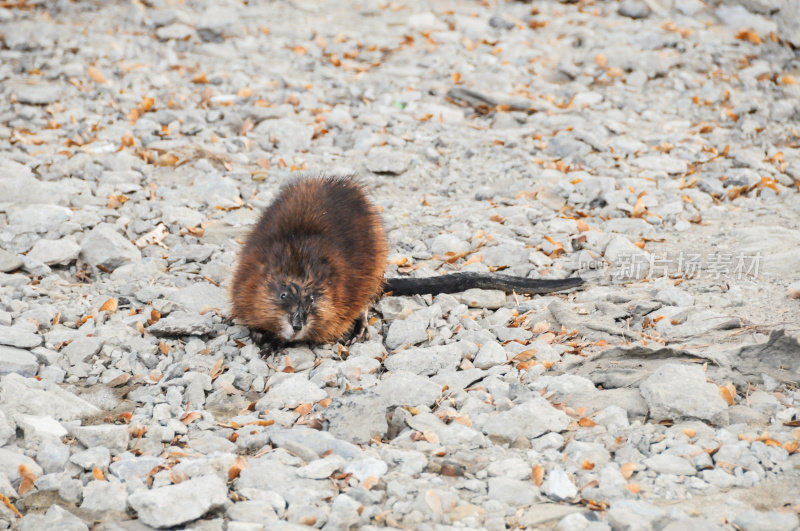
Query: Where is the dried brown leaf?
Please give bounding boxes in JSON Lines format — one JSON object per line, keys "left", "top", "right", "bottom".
{"left": 719, "top": 383, "right": 736, "bottom": 406}
{"left": 99, "top": 298, "right": 118, "bottom": 314}
{"left": 210, "top": 358, "right": 224, "bottom": 379}
{"left": 88, "top": 66, "right": 108, "bottom": 84}
{"left": 532, "top": 465, "right": 544, "bottom": 486}
{"left": 620, "top": 462, "right": 636, "bottom": 479}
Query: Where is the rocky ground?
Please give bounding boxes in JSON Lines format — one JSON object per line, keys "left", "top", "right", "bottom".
{"left": 1, "top": 0, "right": 799, "bottom": 529}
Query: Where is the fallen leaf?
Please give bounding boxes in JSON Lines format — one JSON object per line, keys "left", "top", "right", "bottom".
{"left": 362, "top": 476, "right": 379, "bottom": 489}
{"left": 682, "top": 427, "right": 697, "bottom": 438}
{"left": 631, "top": 192, "right": 647, "bottom": 218}
{"left": 106, "top": 194, "right": 128, "bottom": 209}
{"left": 192, "top": 73, "right": 209, "bottom": 84}
{"left": 18, "top": 465, "right": 36, "bottom": 495}
{"left": 578, "top": 417, "right": 598, "bottom": 427}
{"left": 92, "top": 467, "right": 105, "bottom": 480}
{"left": 88, "top": 66, "right": 108, "bottom": 84}
{"left": 134, "top": 223, "right": 169, "bottom": 248}
{"left": 581, "top": 459, "right": 595, "bottom": 470}
{"left": 532, "top": 321, "right": 550, "bottom": 334}
{"left": 595, "top": 53, "right": 607, "bottom": 69}
{"left": 625, "top": 483, "right": 641, "bottom": 494}
{"left": 228, "top": 456, "right": 247, "bottom": 480}
{"left": 620, "top": 462, "right": 636, "bottom": 479}
{"left": 719, "top": 383, "right": 736, "bottom": 405}
{"left": 210, "top": 358, "right": 224, "bottom": 379}
{"left": 513, "top": 349, "right": 537, "bottom": 362}
{"left": 294, "top": 403, "right": 313, "bottom": 416}
{"left": 158, "top": 342, "right": 171, "bottom": 355}
{"left": 180, "top": 411, "right": 202, "bottom": 424}
{"left": 532, "top": 465, "right": 544, "bottom": 486}
{"left": 735, "top": 29, "right": 763, "bottom": 44}
{"left": 0, "top": 494, "right": 21, "bottom": 518}
{"left": 99, "top": 298, "right": 118, "bottom": 314}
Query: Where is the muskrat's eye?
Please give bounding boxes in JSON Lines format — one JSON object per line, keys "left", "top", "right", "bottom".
{"left": 280, "top": 292, "right": 288, "bottom": 300}
{"left": 308, "top": 294, "right": 315, "bottom": 302}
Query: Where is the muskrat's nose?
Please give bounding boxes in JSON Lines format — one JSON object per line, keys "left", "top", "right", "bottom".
{"left": 291, "top": 311, "right": 304, "bottom": 331}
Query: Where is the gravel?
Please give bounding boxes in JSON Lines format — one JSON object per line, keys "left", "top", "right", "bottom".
{"left": 0, "top": 0, "right": 798, "bottom": 528}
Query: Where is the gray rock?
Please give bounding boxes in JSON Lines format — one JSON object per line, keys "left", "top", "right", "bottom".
{"left": 128, "top": 474, "right": 229, "bottom": 528}
{"left": 0, "top": 447, "right": 43, "bottom": 482}
{"left": 17, "top": 504, "right": 88, "bottom": 531}
{"left": 374, "top": 370, "right": 441, "bottom": 407}
{"left": 639, "top": 363, "right": 728, "bottom": 423}
{"left": 778, "top": 0, "right": 800, "bottom": 47}
{"left": 187, "top": 433, "right": 237, "bottom": 455}
{"left": 169, "top": 283, "right": 229, "bottom": 313}
{"left": 8, "top": 203, "right": 72, "bottom": 233}
{"left": 37, "top": 442, "right": 70, "bottom": 474}
{"left": 110, "top": 456, "right": 166, "bottom": 482}
{"left": 631, "top": 154, "right": 687, "bottom": 174}
{"left": 456, "top": 289, "right": 506, "bottom": 309}
{"left": 11, "top": 82, "right": 64, "bottom": 105}
{"left": 701, "top": 469, "right": 737, "bottom": 489}
{"left": 260, "top": 373, "right": 326, "bottom": 408}
{"left": 733, "top": 510, "right": 798, "bottom": 531}
{"left": 619, "top": 0, "right": 652, "bottom": 18}
{"left": 487, "top": 477, "right": 540, "bottom": 506}
{"left": 656, "top": 287, "right": 694, "bottom": 307}
{"left": 324, "top": 493, "right": 362, "bottom": 531}
{"left": 0, "top": 346, "right": 38, "bottom": 377}
{"left": 256, "top": 119, "right": 314, "bottom": 153}
{"left": 0, "top": 326, "right": 41, "bottom": 348}
{"left": 541, "top": 468, "right": 578, "bottom": 501}
{"left": 70, "top": 446, "right": 111, "bottom": 470}
{"left": 343, "top": 458, "right": 388, "bottom": 481}
{"left": 547, "top": 132, "right": 591, "bottom": 162}
{"left": 14, "top": 413, "right": 67, "bottom": 442}
{"left": 383, "top": 343, "right": 465, "bottom": 375}
{"left": 62, "top": 337, "right": 104, "bottom": 364}
{"left": 269, "top": 427, "right": 362, "bottom": 459}
{"left": 228, "top": 500, "right": 278, "bottom": 522}
{"left": 607, "top": 500, "right": 666, "bottom": 530}
{"left": 430, "top": 234, "right": 470, "bottom": 255}
{"left": 366, "top": 147, "right": 411, "bottom": 175}
{"left": 385, "top": 314, "right": 428, "bottom": 350}
{"left": 473, "top": 340, "right": 508, "bottom": 369}
{"left": 296, "top": 455, "right": 345, "bottom": 479}
{"left": 70, "top": 424, "right": 129, "bottom": 454}
{"left": 27, "top": 237, "right": 81, "bottom": 266}
{"left": 148, "top": 311, "right": 214, "bottom": 336}
{"left": 324, "top": 391, "right": 388, "bottom": 444}
{"left": 156, "top": 23, "right": 195, "bottom": 40}
{"left": 80, "top": 479, "right": 128, "bottom": 512}
{"left": 0, "top": 373, "right": 100, "bottom": 420}
{"left": 482, "top": 243, "right": 529, "bottom": 267}
{"left": 643, "top": 454, "right": 696, "bottom": 476}
{"left": 483, "top": 396, "right": 570, "bottom": 442}
{"left": 0, "top": 249, "right": 24, "bottom": 272}
{"left": 80, "top": 223, "right": 141, "bottom": 270}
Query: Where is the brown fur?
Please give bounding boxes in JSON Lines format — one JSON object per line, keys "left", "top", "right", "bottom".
{"left": 230, "top": 175, "right": 388, "bottom": 344}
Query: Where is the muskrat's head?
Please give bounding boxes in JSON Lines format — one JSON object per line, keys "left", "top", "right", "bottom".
{"left": 268, "top": 278, "right": 324, "bottom": 341}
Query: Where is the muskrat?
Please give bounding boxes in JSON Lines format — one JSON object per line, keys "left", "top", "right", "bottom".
{"left": 230, "top": 175, "right": 583, "bottom": 346}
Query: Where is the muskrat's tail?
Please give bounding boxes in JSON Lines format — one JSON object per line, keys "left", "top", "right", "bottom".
{"left": 383, "top": 272, "right": 583, "bottom": 296}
